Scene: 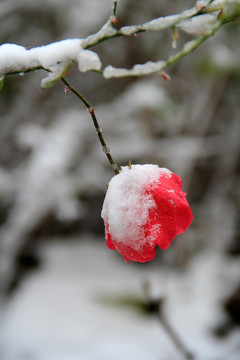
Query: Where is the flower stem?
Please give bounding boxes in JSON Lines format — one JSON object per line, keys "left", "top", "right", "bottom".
{"left": 61, "top": 77, "right": 120, "bottom": 175}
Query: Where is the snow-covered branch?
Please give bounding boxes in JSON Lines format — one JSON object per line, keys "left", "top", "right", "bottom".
{"left": 103, "top": 17, "right": 223, "bottom": 78}
{"left": 0, "top": 0, "right": 239, "bottom": 87}
{"left": 0, "top": 40, "right": 101, "bottom": 88}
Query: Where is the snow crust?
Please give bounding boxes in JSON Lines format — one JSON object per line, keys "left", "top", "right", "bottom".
{"left": 0, "top": 43, "right": 39, "bottom": 73}
{"left": 101, "top": 164, "right": 172, "bottom": 249}
{"left": 0, "top": 40, "right": 102, "bottom": 83}
{"left": 77, "top": 49, "right": 101, "bottom": 72}
{"left": 177, "top": 14, "right": 217, "bottom": 36}
{"left": 119, "top": 1, "right": 221, "bottom": 37}
{"left": 142, "top": 7, "right": 197, "bottom": 31}
{"left": 121, "top": 25, "right": 140, "bottom": 36}
{"left": 82, "top": 22, "right": 117, "bottom": 48}
{"left": 29, "top": 39, "right": 82, "bottom": 68}
{"left": 103, "top": 60, "right": 166, "bottom": 78}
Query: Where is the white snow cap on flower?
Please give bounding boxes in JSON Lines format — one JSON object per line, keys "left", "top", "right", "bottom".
{"left": 101, "top": 164, "right": 172, "bottom": 250}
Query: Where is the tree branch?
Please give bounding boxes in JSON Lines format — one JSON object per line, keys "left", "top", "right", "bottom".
{"left": 0, "top": 0, "right": 238, "bottom": 87}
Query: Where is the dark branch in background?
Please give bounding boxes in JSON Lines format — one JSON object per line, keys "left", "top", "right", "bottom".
{"left": 158, "top": 304, "right": 195, "bottom": 360}
{"left": 61, "top": 77, "right": 120, "bottom": 175}
{"left": 143, "top": 282, "right": 195, "bottom": 360}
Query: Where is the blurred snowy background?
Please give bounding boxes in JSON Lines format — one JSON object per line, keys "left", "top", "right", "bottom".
{"left": 0, "top": 0, "right": 240, "bottom": 359}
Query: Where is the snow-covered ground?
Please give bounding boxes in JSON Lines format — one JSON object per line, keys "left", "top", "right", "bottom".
{"left": 0, "top": 237, "right": 239, "bottom": 360}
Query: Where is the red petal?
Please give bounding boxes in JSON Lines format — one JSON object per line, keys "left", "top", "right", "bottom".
{"left": 154, "top": 173, "right": 192, "bottom": 234}
{"left": 105, "top": 224, "right": 116, "bottom": 250}
{"left": 158, "top": 173, "right": 187, "bottom": 198}
{"left": 146, "top": 186, "right": 177, "bottom": 250}
{"left": 173, "top": 195, "right": 193, "bottom": 234}
{"left": 113, "top": 240, "right": 156, "bottom": 263}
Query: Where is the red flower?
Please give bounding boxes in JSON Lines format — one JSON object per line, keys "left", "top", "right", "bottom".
{"left": 101, "top": 164, "right": 193, "bottom": 263}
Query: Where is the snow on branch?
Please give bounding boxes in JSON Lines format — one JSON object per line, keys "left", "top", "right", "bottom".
{"left": 103, "top": 18, "right": 222, "bottom": 79}
{"left": 0, "top": 40, "right": 102, "bottom": 88}
{"left": 0, "top": 0, "right": 239, "bottom": 87}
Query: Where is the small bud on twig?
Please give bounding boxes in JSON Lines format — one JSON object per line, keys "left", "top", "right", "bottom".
{"left": 88, "top": 107, "right": 95, "bottom": 114}
{"left": 110, "top": 15, "right": 119, "bottom": 24}
{"left": 159, "top": 72, "right": 171, "bottom": 81}
{"left": 64, "top": 86, "right": 70, "bottom": 94}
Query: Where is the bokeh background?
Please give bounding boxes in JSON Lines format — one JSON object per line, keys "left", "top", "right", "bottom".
{"left": 0, "top": 0, "right": 240, "bottom": 359}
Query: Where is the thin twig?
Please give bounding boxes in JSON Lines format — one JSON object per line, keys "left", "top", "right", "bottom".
{"left": 111, "top": 0, "right": 118, "bottom": 17}
{"left": 61, "top": 77, "right": 120, "bottom": 175}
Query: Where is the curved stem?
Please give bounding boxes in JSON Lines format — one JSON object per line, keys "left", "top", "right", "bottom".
{"left": 61, "top": 77, "right": 120, "bottom": 175}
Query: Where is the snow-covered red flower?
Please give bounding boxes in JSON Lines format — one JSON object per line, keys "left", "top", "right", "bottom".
{"left": 101, "top": 164, "right": 193, "bottom": 263}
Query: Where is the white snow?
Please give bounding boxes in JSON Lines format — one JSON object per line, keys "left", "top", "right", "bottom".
{"left": 0, "top": 40, "right": 102, "bottom": 81}
{"left": 77, "top": 49, "right": 102, "bottom": 72}
{"left": 0, "top": 239, "right": 239, "bottom": 360}
{"left": 177, "top": 14, "right": 218, "bottom": 36}
{"left": 41, "top": 61, "right": 71, "bottom": 88}
{"left": 81, "top": 21, "right": 117, "bottom": 48}
{"left": 29, "top": 39, "right": 82, "bottom": 68}
{"left": 0, "top": 43, "right": 39, "bottom": 73}
{"left": 103, "top": 60, "right": 166, "bottom": 78}
{"left": 182, "top": 39, "right": 200, "bottom": 54}
{"left": 141, "top": 7, "right": 198, "bottom": 31}
{"left": 101, "top": 164, "right": 172, "bottom": 248}
{"left": 121, "top": 25, "right": 141, "bottom": 36}
{"left": 0, "top": 1, "right": 239, "bottom": 358}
